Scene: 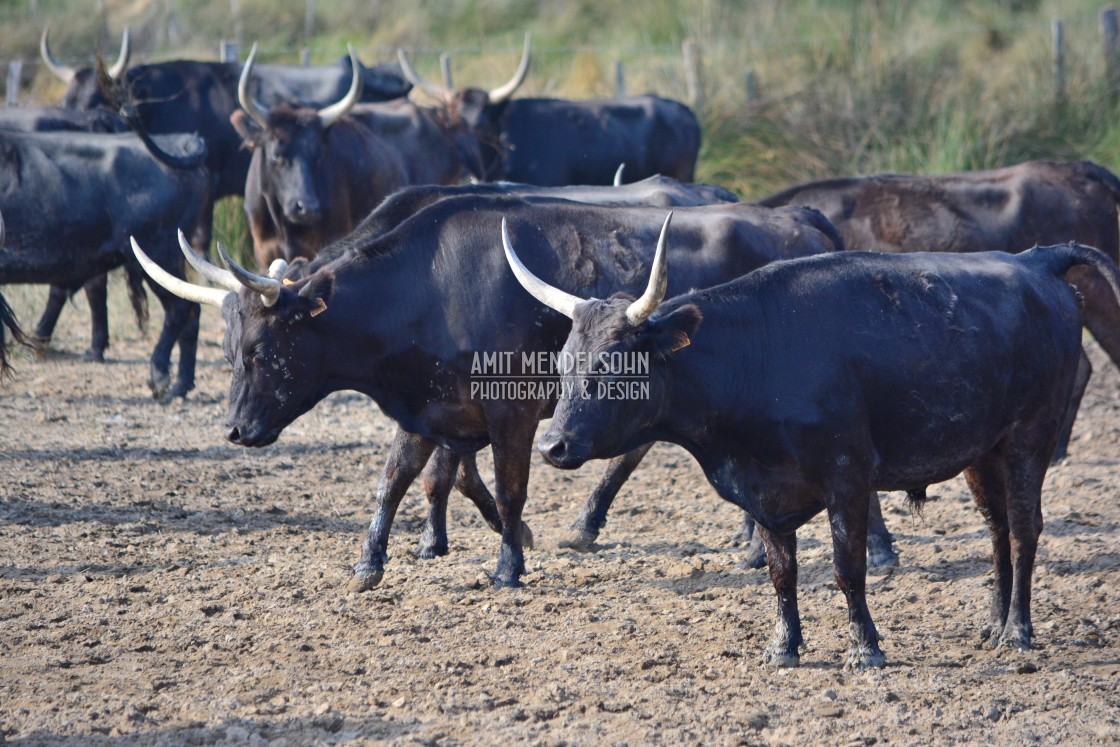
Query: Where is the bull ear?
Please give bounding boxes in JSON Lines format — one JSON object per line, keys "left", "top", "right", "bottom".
{"left": 643, "top": 304, "right": 702, "bottom": 359}
{"left": 230, "top": 110, "right": 262, "bottom": 149}
{"left": 295, "top": 270, "right": 334, "bottom": 319}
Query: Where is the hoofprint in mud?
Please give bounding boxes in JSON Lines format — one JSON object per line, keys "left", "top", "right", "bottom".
{"left": 0, "top": 281, "right": 1117, "bottom": 744}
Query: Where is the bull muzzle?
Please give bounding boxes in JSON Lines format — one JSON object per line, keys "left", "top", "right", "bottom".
{"left": 285, "top": 198, "right": 322, "bottom": 225}
{"left": 536, "top": 432, "right": 589, "bottom": 469}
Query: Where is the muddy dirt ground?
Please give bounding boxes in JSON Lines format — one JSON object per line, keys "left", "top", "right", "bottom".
{"left": 0, "top": 277, "right": 1118, "bottom": 746}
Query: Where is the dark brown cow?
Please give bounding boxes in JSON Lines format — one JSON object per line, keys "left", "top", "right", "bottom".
{"left": 757, "top": 161, "right": 1120, "bottom": 454}
{"left": 232, "top": 45, "right": 477, "bottom": 268}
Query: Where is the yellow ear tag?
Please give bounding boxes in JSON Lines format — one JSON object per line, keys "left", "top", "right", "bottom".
{"left": 669, "top": 331, "right": 691, "bottom": 352}
{"left": 282, "top": 278, "right": 295, "bottom": 286}
{"left": 310, "top": 297, "right": 328, "bottom": 317}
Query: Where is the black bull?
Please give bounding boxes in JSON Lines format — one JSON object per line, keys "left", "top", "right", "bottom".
{"left": 46, "top": 30, "right": 410, "bottom": 254}
{"left": 519, "top": 227, "right": 1120, "bottom": 668}
{"left": 132, "top": 194, "right": 842, "bottom": 589}
{"left": 0, "top": 129, "right": 209, "bottom": 399}
{"left": 460, "top": 94, "right": 701, "bottom": 186}
{"left": 399, "top": 39, "right": 700, "bottom": 185}
{"left": 0, "top": 106, "right": 143, "bottom": 363}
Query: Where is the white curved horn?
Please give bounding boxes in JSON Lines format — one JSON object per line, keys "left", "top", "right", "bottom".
{"left": 318, "top": 45, "right": 363, "bottom": 128}
{"left": 613, "top": 163, "right": 625, "bottom": 186}
{"left": 218, "top": 242, "right": 282, "bottom": 307}
{"left": 625, "top": 211, "right": 672, "bottom": 325}
{"left": 178, "top": 230, "right": 240, "bottom": 291}
{"left": 502, "top": 218, "right": 583, "bottom": 319}
{"left": 397, "top": 47, "right": 453, "bottom": 101}
{"left": 487, "top": 32, "right": 531, "bottom": 104}
{"left": 40, "top": 27, "right": 76, "bottom": 83}
{"left": 131, "top": 237, "right": 231, "bottom": 308}
{"left": 237, "top": 42, "right": 271, "bottom": 128}
{"left": 107, "top": 27, "right": 131, "bottom": 79}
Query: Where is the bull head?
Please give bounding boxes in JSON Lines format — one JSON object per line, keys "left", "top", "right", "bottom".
{"left": 502, "top": 211, "right": 672, "bottom": 325}
{"left": 238, "top": 42, "right": 364, "bottom": 130}
{"left": 40, "top": 26, "right": 130, "bottom": 83}
{"left": 130, "top": 231, "right": 296, "bottom": 310}
{"left": 397, "top": 32, "right": 531, "bottom": 105}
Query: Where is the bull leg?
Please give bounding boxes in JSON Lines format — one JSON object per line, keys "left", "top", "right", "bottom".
{"left": 828, "top": 488, "right": 885, "bottom": 669}
{"left": 999, "top": 441, "right": 1047, "bottom": 651}
{"left": 350, "top": 429, "right": 437, "bottom": 592}
{"left": 454, "top": 453, "right": 535, "bottom": 549}
{"left": 190, "top": 198, "right": 215, "bottom": 257}
{"left": 34, "top": 284, "right": 71, "bottom": 347}
{"left": 757, "top": 525, "right": 804, "bottom": 667}
{"left": 488, "top": 413, "right": 538, "bottom": 588}
{"left": 454, "top": 453, "right": 502, "bottom": 533}
{"left": 735, "top": 514, "right": 769, "bottom": 569}
{"left": 964, "top": 451, "right": 1013, "bottom": 644}
{"left": 1052, "top": 348, "right": 1091, "bottom": 462}
{"left": 562, "top": 443, "right": 654, "bottom": 551}
{"left": 741, "top": 491, "right": 897, "bottom": 569}
{"left": 82, "top": 274, "right": 110, "bottom": 363}
{"left": 415, "top": 448, "right": 458, "bottom": 559}
{"left": 169, "top": 300, "right": 200, "bottom": 398}
{"left": 865, "top": 492, "right": 898, "bottom": 568}
{"left": 144, "top": 283, "right": 194, "bottom": 403}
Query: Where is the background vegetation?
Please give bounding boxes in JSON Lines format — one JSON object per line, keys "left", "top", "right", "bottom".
{"left": 5, "top": 0, "right": 1120, "bottom": 257}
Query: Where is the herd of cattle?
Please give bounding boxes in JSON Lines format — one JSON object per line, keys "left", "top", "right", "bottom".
{"left": 2, "top": 29, "right": 1119, "bottom": 671}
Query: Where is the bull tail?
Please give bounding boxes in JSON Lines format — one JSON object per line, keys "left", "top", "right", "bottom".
{"left": 0, "top": 291, "right": 33, "bottom": 381}
{"left": 124, "top": 260, "right": 150, "bottom": 334}
{"left": 1026, "top": 241, "right": 1120, "bottom": 309}
{"left": 796, "top": 206, "right": 847, "bottom": 252}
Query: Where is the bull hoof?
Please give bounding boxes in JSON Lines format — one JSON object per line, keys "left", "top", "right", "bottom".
{"left": 347, "top": 570, "right": 384, "bottom": 593}
{"left": 997, "top": 625, "right": 1032, "bottom": 653}
{"left": 169, "top": 379, "right": 193, "bottom": 400}
{"left": 520, "top": 522, "right": 535, "bottom": 551}
{"left": 867, "top": 541, "right": 899, "bottom": 569}
{"left": 413, "top": 539, "right": 448, "bottom": 560}
{"left": 558, "top": 529, "right": 598, "bottom": 552}
{"left": 842, "top": 649, "right": 887, "bottom": 671}
{"left": 845, "top": 647, "right": 887, "bottom": 670}
{"left": 761, "top": 647, "right": 800, "bottom": 668}
{"left": 738, "top": 544, "right": 768, "bottom": 570}
{"left": 492, "top": 575, "right": 523, "bottom": 589}
{"left": 82, "top": 348, "right": 106, "bottom": 363}
{"left": 148, "top": 373, "right": 172, "bottom": 403}
{"left": 727, "top": 528, "right": 753, "bottom": 548}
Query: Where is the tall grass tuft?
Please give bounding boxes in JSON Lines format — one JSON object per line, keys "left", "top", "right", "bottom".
{"left": 13, "top": 0, "right": 1120, "bottom": 201}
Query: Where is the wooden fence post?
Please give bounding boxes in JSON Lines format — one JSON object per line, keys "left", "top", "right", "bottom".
{"left": 165, "top": 0, "right": 181, "bottom": 47}
{"left": 613, "top": 60, "right": 625, "bottom": 98}
{"left": 744, "top": 68, "right": 759, "bottom": 103}
{"left": 29, "top": 0, "right": 39, "bottom": 25}
{"left": 1052, "top": 19, "right": 1065, "bottom": 101}
{"left": 440, "top": 53, "right": 454, "bottom": 89}
{"left": 683, "top": 39, "right": 703, "bottom": 108}
{"left": 6, "top": 61, "right": 22, "bottom": 106}
{"left": 301, "top": 48, "right": 311, "bottom": 66}
{"left": 1102, "top": 5, "right": 1120, "bottom": 100}
{"left": 230, "top": 0, "right": 243, "bottom": 46}
{"left": 305, "top": 0, "right": 316, "bottom": 40}
{"left": 220, "top": 40, "right": 239, "bottom": 63}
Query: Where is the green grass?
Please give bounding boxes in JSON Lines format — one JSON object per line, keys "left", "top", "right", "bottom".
{"left": 12, "top": 0, "right": 1120, "bottom": 218}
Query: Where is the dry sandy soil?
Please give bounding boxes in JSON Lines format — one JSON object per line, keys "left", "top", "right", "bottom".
{"left": 1, "top": 277, "right": 1118, "bottom": 746}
